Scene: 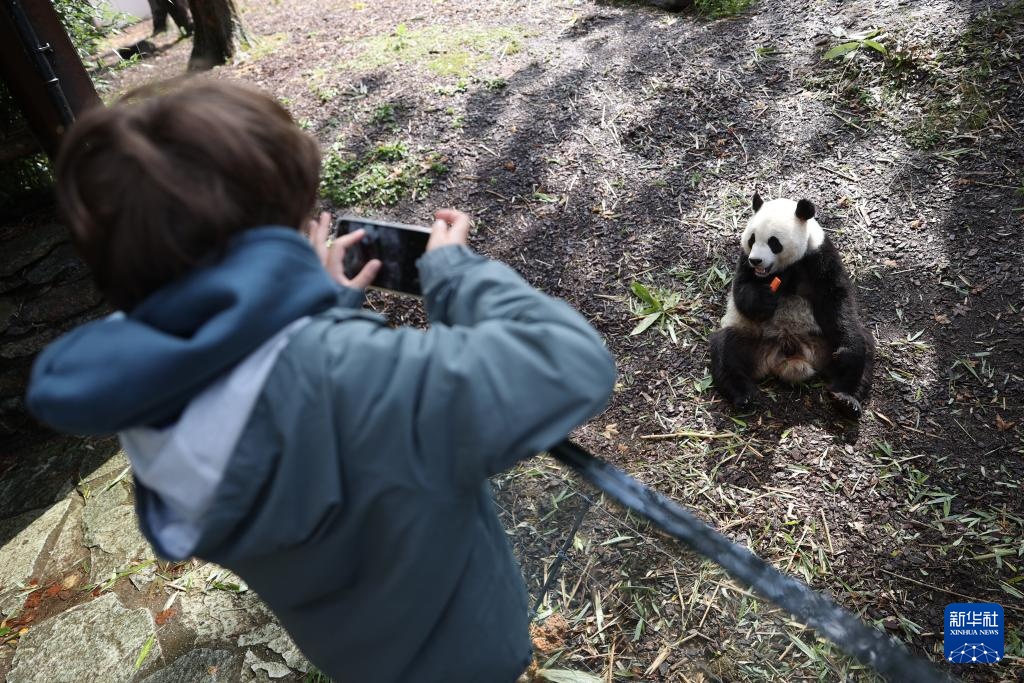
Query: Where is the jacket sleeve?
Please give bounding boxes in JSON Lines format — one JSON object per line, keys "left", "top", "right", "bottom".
{"left": 334, "top": 284, "right": 366, "bottom": 309}
{"left": 322, "top": 245, "right": 616, "bottom": 489}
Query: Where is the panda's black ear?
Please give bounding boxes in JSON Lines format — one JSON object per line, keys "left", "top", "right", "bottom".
{"left": 752, "top": 191, "right": 763, "bottom": 213}
{"left": 795, "top": 199, "right": 815, "bottom": 221}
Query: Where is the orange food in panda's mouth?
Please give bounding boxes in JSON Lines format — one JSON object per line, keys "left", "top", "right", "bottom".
{"left": 770, "top": 276, "right": 782, "bottom": 293}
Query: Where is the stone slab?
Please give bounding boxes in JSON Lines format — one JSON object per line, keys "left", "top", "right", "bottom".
{"left": 0, "top": 443, "right": 78, "bottom": 518}
{"left": 238, "top": 622, "right": 309, "bottom": 673}
{"left": 0, "top": 296, "right": 14, "bottom": 334}
{"left": 241, "top": 649, "right": 293, "bottom": 681}
{"left": 0, "top": 328, "right": 61, "bottom": 360}
{"left": 81, "top": 450, "right": 130, "bottom": 486}
{"left": 24, "top": 243, "right": 88, "bottom": 286}
{"left": 139, "top": 648, "right": 240, "bottom": 683}
{"left": 0, "top": 364, "right": 28, "bottom": 398}
{"left": 20, "top": 281, "right": 102, "bottom": 324}
{"left": 82, "top": 478, "right": 153, "bottom": 583}
{"left": 7, "top": 592, "right": 160, "bottom": 683}
{"left": 179, "top": 586, "right": 273, "bottom": 645}
{"left": 0, "top": 500, "right": 72, "bottom": 616}
{"left": 0, "top": 222, "right": 67, "bottom": 278}
{"left": 41, "top": 498, "right": 88, "bottom": 581}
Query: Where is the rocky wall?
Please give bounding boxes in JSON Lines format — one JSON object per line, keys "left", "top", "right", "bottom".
{"left": 0, "top": 209, "right": 106, "bottom": 437}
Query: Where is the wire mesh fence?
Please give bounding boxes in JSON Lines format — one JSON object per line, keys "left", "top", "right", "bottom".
{"left": 493, "top": 459, "right": 885, "bottom": 682}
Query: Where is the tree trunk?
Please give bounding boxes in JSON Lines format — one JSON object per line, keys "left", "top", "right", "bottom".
{"left": 186, "top": 0, "right": 247, "bottom": 71}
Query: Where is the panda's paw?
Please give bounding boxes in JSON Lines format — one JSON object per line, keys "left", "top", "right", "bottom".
{"left": 831, "top": 346, "right": 859, "bottom": 364}
{"left": 829, "top": 390, "right": 862, "bottom": 420}
{"left": 732, "top": 388, "right": 759, "bottom": 410}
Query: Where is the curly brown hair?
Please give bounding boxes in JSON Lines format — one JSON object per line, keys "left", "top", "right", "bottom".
{"left": 55, "top": 78, "right": 321, "bottom": 311}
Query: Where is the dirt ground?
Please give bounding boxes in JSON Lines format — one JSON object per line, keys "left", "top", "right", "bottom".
{"left": 16, "top": 0, "right": 1024, "bottom": 680}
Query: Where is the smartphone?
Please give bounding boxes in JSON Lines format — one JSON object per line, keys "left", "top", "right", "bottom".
{"left": 333, "top": 215, "right": 432, "bottom": 296}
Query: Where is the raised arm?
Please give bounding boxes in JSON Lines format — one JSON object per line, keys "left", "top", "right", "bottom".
{"left": 803, "top": 241, "right": 865, "bottom": 351}
{"left": 730, "top": 252, "right": 778, "bottom": 322}
{"left": 314, "top": 210, "right": 616, "bottom": 489}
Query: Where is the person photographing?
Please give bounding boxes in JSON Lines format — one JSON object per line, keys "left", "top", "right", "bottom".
{"left": 26, "top": 79, "right": 616, "bottom": 682}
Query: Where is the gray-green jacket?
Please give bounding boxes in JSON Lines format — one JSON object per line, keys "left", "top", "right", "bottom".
{"left": 121, "top": 243, "right": 616, "bottom": 682}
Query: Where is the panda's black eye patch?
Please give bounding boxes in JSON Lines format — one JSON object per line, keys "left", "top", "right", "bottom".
{"left": 748, "top": 235, "right": 755, "bottom": 248}
{"left": 768, "top": 237, "right": 783, "bottom": 254}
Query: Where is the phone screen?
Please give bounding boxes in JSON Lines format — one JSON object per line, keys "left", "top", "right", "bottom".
{"left": 333, "top": 216, "right": 432, "bottom": 296}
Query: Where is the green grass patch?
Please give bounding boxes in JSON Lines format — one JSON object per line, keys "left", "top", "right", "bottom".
{"left": 236, "top": 32, "right": 290, "bottom": 63}
{"left": 352, "top": 23, "right": 525, "bottom": 78}
{"left": 628, "top": 282, "right": 685, "bottom": 342}
{"left": 694, "top": 0, "right": 754, "bottom": 18}
{"left": 320, "top": 142, "right": 447, "bottom": 207}
{"left": 369, "top": 102, "right": 400, "bottom": 129}
{"left": 626, "top": 259, "right": 731, "bottom": 345}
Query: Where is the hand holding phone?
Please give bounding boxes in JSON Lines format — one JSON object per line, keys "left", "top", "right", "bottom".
{"left": 426, "top": 209, "right": 471, "bottom": 251}
{"left": 308, "top": 212, "right": 381, "bottom": 290}
{"left": 314, "top": 209, "right": 472, "bottom": 297}
{"left": 333, "top": 215, "right": 433, "bottom": 296}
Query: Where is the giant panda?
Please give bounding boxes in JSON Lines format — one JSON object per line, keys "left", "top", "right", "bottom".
{"left": 710, "top": 192, "right": 874, "bottom": 418}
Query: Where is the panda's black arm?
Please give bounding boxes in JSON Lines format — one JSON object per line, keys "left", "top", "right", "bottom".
{"left": 731, "top": 253, "right": 778, "bottom": 322}
{"left": 805, "top": 244, "right": 865, "bottom": 351}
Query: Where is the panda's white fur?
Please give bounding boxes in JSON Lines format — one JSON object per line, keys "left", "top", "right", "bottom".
{"left": 741, "top": 198, "right": 825, "bottom": 275}
{"left": 720, "top": 198, "right": 827, "bottom": 383}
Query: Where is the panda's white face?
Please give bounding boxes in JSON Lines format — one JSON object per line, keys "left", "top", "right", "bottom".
{"left": 740, "top": 196, "right": 824, "bottom": 278}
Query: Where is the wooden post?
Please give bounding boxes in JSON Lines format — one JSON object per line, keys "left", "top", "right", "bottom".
{"left": 0, "top": 0, "right": 101, "bottom": 160}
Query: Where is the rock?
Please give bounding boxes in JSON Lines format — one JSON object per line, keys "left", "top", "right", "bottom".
{"left": 238, "top": 622, "right": 310, "bottom": 673}
{"left": 0, "top": 328, "right": 59, "bottom": 360}
{"left": 1, "top": 395, "right": 23, "bottom": 415}
{"left": 0, "top": 296, "right": 15, "bottom": 334}
{"left": 7, "top": 592, "right": 160, "bottom": 683}
{"left": 41, "top": 498, "right": 87, "bottom": 582}
{"left": 0, "top": 406, "right": 29, "bottom": 437}
{"left": 0, "top": 366, "right": 27, "bottom": 398}
{"left": 0, "top": 276, "right": 23, "bottom": 294}
{"left": 0, "top": 499, "right": 71, "bottom": 616}
{"left": 128, "top": 561, "right": 159, "bottom": 591}
{"left": 81, "top": 451, "right": 131, "bottom": 486}
{"left": 0, "top": 222, "right": 68, "bottom": 278}
{"left": 241, "top": 649, "right": 293, "bottom": 681}
{"left": 81, "top": 478, "right": 153, "bottom": 583}
{"left": 140, "top": 648, "right": 239, "bottom": 683}
{"left": 20, "top": 281, "right": 102, "bottom": 324}
{"left": 179, "top": 585, "right": 273, "bottom": 645}
{"left": 24, "top": 244, "right": 88, "bottom": 286}
{"left": 0, "top": 441, "right": 80, "bottom": 518}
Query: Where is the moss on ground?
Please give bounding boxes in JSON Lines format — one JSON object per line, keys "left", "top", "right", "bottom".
{"left": 236, "top": 32, "right": 290, "bottom": 63}
{"left": 351, "top": 23, "right": 525, "bottom": 78}
{"left": 319, "top": 142, "right": 447, "bottom": 207}
{"left": 694, "top": 0, "right": 754, "bottom": 18}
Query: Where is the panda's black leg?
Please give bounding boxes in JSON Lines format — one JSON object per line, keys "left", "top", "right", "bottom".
{"left": 826, "top": 333, "right": 873, "bottom": 419}
{"left": 710, "top": 328, "right": 760, "bottom": 408}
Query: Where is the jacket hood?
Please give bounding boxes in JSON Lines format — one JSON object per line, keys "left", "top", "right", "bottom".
{"left": 122, "top": 316, "right": 312, "bottom": 559}
{"left": 27, "top": 227, "right": 341, "bottom": 435}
